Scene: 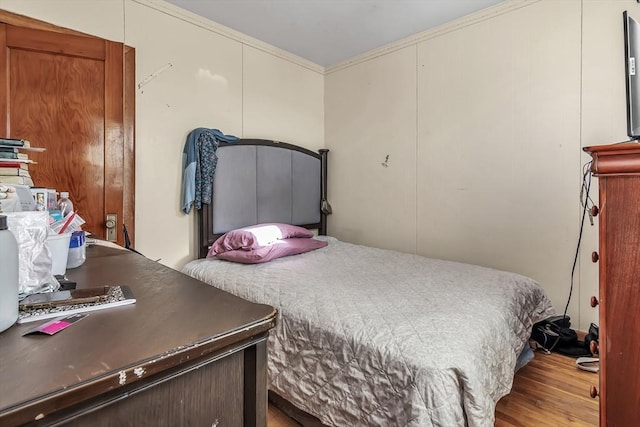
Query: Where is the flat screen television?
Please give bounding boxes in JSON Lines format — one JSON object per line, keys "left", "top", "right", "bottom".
{"left": 623, "top": 11, "right": 640, "bottom": 140}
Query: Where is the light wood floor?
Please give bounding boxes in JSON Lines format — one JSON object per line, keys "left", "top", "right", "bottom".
{"left": 268, "top": 351, "right": 599, "bottom": 426}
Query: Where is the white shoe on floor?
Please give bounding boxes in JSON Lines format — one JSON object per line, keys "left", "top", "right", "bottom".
{"left": 576, "top": 357, "right": 599, "bottom": 373}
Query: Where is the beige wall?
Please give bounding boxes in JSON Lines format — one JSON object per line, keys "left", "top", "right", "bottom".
{"left": 325, "top": 0, "right": 636, "bottom": 330}
{"left": 416, "top": 0, "right": 581, "bottom": 322}
{"left": 0, "top": 0, "right": 325, "bottom": 269}
{"left": 325, "top": 46, "right": 418, "bottom": 251}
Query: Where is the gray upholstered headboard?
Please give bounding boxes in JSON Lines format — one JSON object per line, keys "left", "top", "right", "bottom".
{"left": 198, "top": 139, "right": 329, "bottom": 258}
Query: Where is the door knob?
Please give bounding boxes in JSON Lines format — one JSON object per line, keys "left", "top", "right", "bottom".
{"left": 590, "top": 296, "right": 599, "bottom": 307}
{"left": 105, "top": 214, "right": 117, "bottom": 242}
{"left": 591, "top": 251, "right": 599, "bottom": 263}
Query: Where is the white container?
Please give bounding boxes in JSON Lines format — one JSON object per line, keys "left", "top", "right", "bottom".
{"left": 67, "top": 230, "right": 86, "bottom": 269}
{"left": 0, "top": 215, "right": 19, "bottom": 333}
{"left": 46, "top": 233, "right": 71, "bottom": 275}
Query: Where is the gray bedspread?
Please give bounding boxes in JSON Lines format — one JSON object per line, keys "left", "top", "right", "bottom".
{"left": 182, "top": 236, "right": 554, "bottom": 427}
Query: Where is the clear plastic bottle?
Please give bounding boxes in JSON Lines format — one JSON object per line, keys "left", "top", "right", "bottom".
{"left": 0, "top": 214, "right": 19, "bottom": 333}
{"left": 58, "top": 191, "right": 74, "bottom": 218}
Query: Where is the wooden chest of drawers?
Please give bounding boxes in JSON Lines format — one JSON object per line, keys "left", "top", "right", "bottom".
{"left": 584, "top": 143, "right": 640, "bottom": 427}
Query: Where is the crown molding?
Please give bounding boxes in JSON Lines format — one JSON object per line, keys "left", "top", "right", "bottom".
{"left": 130, "top": 0, "right": 539, "bottom": 76}
{"left": 325, "top": 0, "right": 541, "bottom": 75}
{"left": 130, "top": 0, "right": 325, "bottom": 75}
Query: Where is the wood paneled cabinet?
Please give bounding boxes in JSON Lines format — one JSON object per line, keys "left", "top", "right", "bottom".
{"left": 583, "top": 143, "right": 640, "bottom": 427}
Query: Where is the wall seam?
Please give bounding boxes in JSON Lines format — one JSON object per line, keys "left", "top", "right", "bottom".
{"left": 577, "top": 0, "right": 584, "bottom": 330}
{"left": 415, "top": 44, "right": 419, "bottom": 255}
{"left": 241, "top": 44, "right": 245, "bottom": 138}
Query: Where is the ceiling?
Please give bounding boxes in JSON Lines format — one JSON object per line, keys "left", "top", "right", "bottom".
{"left": 164, "top": 0, "right": 505, "bottom": 67}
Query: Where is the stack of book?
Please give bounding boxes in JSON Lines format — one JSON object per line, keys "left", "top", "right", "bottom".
{"left": 0, "top": 137, "right": 45, "bottom": 187}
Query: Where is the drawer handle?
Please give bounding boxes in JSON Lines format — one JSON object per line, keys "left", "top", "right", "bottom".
{"left": 590, "top": 296, "right": 599, "bottom": 307}
{"left": 589, "top": 340, "right": 599, "bottom": 354}
{"left": 590, "top": 206, "right": 599, "bottom": 217}
{"left": 590, "top": 385, "right": 599, "bottom": 398}
{"left": 592, "top": 251, "right": 599, "bottom": 263}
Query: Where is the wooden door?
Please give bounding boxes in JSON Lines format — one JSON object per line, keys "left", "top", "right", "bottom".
{"left": 0, "top": 12, "right": 134, "bottom": 246}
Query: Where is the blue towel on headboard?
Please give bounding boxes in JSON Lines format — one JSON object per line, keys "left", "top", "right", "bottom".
{"left": 181, "top": 128, "right": 238, "bottom": 214}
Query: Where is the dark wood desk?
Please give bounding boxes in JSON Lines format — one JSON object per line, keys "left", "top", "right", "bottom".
{"left": 0, "top": 244, "right": 277, "bottom": 426}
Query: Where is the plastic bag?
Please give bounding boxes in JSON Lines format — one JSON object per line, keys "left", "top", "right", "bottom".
{"left": 5, "top": 211, "right": 60, "bottom": 297}
{"left": 50, "top": 211, "right": 85, "bottom": 234}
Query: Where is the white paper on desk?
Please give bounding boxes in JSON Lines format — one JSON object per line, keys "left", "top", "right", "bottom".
{"left": 18, "top": 286, "right": 136, "bottom": 324}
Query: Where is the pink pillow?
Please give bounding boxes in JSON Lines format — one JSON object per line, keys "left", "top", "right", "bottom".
{"left": 208, "top": 223, "right": 314, "bottom": 257}
{"left": 215, "top": 238, "right": 328, "bottom": 264}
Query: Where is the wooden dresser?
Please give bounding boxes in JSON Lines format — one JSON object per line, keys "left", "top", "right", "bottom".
{"left": 0, "top": 244, "right": 277, "bottom": 426}
{"left": 583, "top": 143, "right": 640, "bottom": 427}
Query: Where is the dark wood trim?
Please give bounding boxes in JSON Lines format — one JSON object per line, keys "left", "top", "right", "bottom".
{"left": 227, "top": 139, "right": 323, "bottom": 158}
{"left": 597, "top": 179, "right": 609, "bottom": 426}
{"left": 5, "top": 25, "right": 105, "bottom": 60}
{"left": 17, "top": 338, "right": 266, "bottom": 426}
{"left": 244, "top": 340, "right": 268, "bottom": 427}
{"left": 123, "top": 46, "right": 136, "bottom": 246}
{"left": 0, "top": 24, "right": 7, "bottom": 136}
{"left": 268, "top": 391, "right": 327, "bottom": 427}
{"left": 2, "top": 328, "right": 274, "bottom": 427}
{"left": 199, "top": 203, "right": 213, "bottom": 259}
{"left": 319, "top": 148, "right": 329, "bottom": 236}
{"left": 584, "top": 142, "right": 640, "bottom": 176}
{"left": 59, "top": 349, "right": 245, "bottom": 426}
{"left": 104, "top": 40, "right": 125, "bottom": 246}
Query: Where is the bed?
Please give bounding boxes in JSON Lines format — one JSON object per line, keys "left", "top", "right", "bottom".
{"left": 181, "top": 139, "right": 555, "bottom": 427}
